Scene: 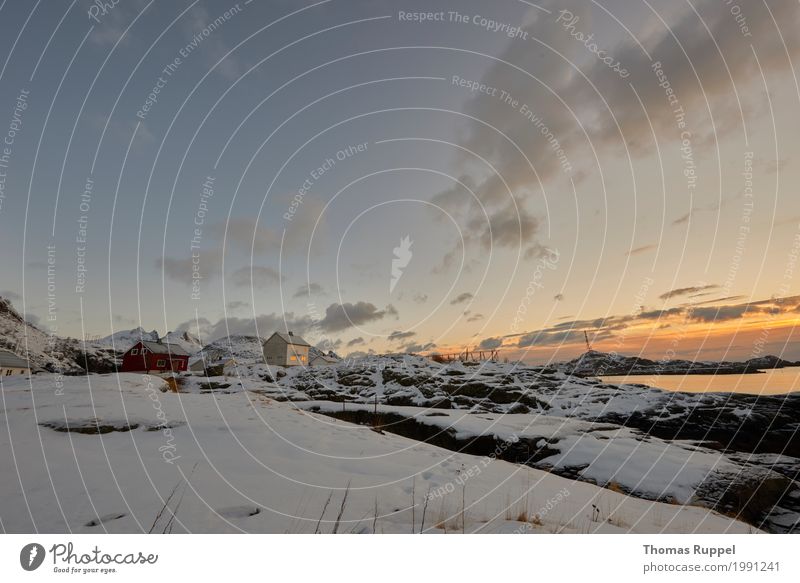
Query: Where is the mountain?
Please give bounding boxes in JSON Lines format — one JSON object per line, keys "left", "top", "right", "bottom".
{"left": 557, "top": 350, "right": 799, "bottom": 376}
{"left": 0, "top": 296, "right": 119, "bottom": 373}
{"left": 96, "top": 327, "right": 159, "bottom": 350}
{"left": 745, "top": 355, "right": 800, "bottom": 369}
{"left": 96, "top": 328, "right": 202, "bottom": 355}
{"left": 159, "top": 330, "right": 203, "bottom": 354}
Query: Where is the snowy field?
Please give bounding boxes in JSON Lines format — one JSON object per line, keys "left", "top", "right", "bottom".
{"left": 0, "top": 373, "right": 756, "bottom": 534}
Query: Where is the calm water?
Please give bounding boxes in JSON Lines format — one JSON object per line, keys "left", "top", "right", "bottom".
{"left": 600, "top": 367, "right": 800, "bottom": 395}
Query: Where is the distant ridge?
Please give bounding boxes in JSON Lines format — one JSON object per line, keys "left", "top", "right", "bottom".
{"left": 558, "top": 349, "right": 800, "bottom": 377}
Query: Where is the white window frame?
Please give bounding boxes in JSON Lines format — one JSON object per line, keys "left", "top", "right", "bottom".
{"left": 131, "top": 348, "right": 139, "bottom": 355}
{"left": 156, "top": 359, "right": 166, "bottom": 367}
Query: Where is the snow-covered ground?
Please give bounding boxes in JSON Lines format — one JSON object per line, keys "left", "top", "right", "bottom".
{"left": 0, "top": 373, "right": 755, "bottom": 534}
{"left": 302, "top": 400, "right": 734, "bottom": 502}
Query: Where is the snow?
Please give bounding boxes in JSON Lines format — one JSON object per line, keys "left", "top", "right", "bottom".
{"left": 540, "top": 433, "right": 730, "bottom": 503}
{"left": 190, "top": 335, "right": 263, "bottom": 365}
{"left": 0, "top": 373, "right": 756, "bottom": 533}
{"left": 0, "top": 297, "right": 118, "bottom": 373}
{"left": 299, "top": 401, "right": 744, "bottom": 506}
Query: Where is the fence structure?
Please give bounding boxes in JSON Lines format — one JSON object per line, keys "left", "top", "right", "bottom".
{"left": 426, "top": 348, "right": 500, "bottom": 363}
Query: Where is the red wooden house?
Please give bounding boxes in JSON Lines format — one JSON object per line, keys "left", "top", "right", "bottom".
{"left": 120, "top": 340, "right": 190, "bottom": 373}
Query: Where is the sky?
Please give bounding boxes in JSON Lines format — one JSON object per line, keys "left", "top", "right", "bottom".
{"left": 0, "top": 0, "right": 799, "bottom": 363}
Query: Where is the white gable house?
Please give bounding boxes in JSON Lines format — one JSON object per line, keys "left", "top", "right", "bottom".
{"left": 262, "top": 331, "right": 310, "bottom": 367}
{"left": 0, "top": 349, "right": 31, "bottom": 377}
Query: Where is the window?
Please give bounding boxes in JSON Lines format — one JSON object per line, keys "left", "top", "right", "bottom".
{"left": 131, "top": 348, "right": 139, "bottom": 355}
{"left": 290, "top": 355, "right": 297, "bottom": 361}
{"left": 5, "top": 370, "right": 11, "bottom": 376}
{"left": 156, "top": 359, "right": 166, "bottom": 367}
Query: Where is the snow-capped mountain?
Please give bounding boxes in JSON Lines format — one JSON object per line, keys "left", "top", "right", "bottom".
{"left": 95, "top": 327, "right": 159, "bottom": 350}
{"left": 95, "top": 328, "right": 202, "bottom": 354}
{"left": 0, "top": 296, "right": 119, "bottom": 373}
{"left": 160, "top": 330, "right": 203, "bottom": 354}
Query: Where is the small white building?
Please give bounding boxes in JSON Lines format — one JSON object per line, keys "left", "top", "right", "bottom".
{"left": 0, "top": 349, "right": 31, "bottom": 377}
{"left": 189, "top": 356, "right": 238, "bottom": 375}
{"left": 309, "top": 352, "right": 338, "bottom": 367}
{"left": 262, "top": 331, "right": 310, "bottom": 367}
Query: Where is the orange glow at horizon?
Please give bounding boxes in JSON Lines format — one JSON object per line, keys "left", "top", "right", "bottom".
{"left": 425, "top": 311, "right": 800, "bottom": 364}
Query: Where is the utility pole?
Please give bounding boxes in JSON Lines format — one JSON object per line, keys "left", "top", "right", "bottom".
{"left": 584, "top": 331, "right": 592, "bottom": 351}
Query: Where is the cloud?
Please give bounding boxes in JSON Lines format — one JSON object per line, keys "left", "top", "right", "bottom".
{"left": 209, "top": 217, "right": 279, "bottom": 255}
{"left": 466, "top": 313, "right": 484, "bottom": 322}
{"left": 318, "top": 302, "right": 396, "bottom": 333}
{"left": 226, "top": 301, "right": 249, "bottom": 311}
{"left": 478, "top": 337, "right": 503, "bottom": 350}
{"left": 508, "top": 294, "right": 800, "bottom": 350}
{"left": 89, "top": 5, "right": 135, "bottom": 47}
{"left": 412, "top": 292, "right": 428, "bottom": 304}
{"left": 626, "top": 244, "right": 657, "bottom": 256}
{"left": 671, "top": 199, "right": 730, "bottom": 226}
{"left": 293, "top": 283, "right": 324, "bottom": 298}
{"left": 176, "top": 312, "right": 315, "bottom": 342}
{"left": 209, "top": 202, "right": 327, "bottom": 257}
{"left": 156, "top": 249, "right": 222, "bottom": 284}
{"left": 553, "top": 294, "right": 564, "bottom": 301}
{"left": 687, "top": 305, "right": 750, "bottom": 322}
{"left": 450, "top": 292, "right": 474, "bottom": 305}
{"left": 230, "top": 266, "right": 284, "bottom": 289}
{"left": 431, "top": 247, "right": 461, "bottom": 275}
{"left": 672, "top": 213, "right": 691, "bottom": 226}
{"left": 113, "top": 314, "right": 137, "bottom": 327}
{"left": 433, "top": 0, "right": 800, "bottom": 263}
{"left": 517, "top": 328, "right": 613, "bottom": 348}
{"left": 181, "top": 3, "right": 246, "bottom": 81}
{"left": 387, "top": 330, "right": 416, "bottom": 342}
{"left": 346, "top": 337, "right": 365, "bottom": 347}
{"left": 691, "top": 295, "right": 746, "bottom": 306}
{"left": 659, "top": 284, "right": 719, "bottom": 300}
{"left": 316, "top": 338, "right": 342, "bottom": 351}
{"left": 402, "top": 342, "right": 436, "bottom": 353}
{"left": 469, "top": 202, "right": 541, "bottom": 250}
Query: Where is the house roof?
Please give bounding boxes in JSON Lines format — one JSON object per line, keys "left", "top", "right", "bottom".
{"left": 137, "top": 341, "right": 190, "bottom": 356}
{"left": 310, "top": 353, "right": 338, "bottom": 364}
{"left": 190, "top": 356, "right": 235, "bottom": 368}
{"left": 0, "top": 349, "right": 30, "bottom": 368}
{"left": 265, "top": 332, "right": 310, "bottom": 347}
